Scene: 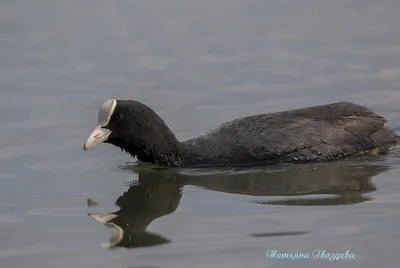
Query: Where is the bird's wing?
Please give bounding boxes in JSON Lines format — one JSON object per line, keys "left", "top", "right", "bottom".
{"left": 183, "top": 102, "right": 398, "bottom": 164}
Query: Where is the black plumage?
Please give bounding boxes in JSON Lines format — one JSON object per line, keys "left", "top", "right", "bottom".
{"left": 100, "top": 101, "right": 398, "bottom": 168}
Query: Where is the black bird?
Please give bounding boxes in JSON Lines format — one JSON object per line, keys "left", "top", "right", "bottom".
{"left": 83, "top": 99, "right": 398, "bottom": 168}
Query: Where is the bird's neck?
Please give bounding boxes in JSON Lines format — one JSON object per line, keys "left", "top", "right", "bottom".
{"left": 108, "top": 131, "right": 186, "bottom": 167}
{"left": 135, "top": 139, "right": 185, "bottom": 167}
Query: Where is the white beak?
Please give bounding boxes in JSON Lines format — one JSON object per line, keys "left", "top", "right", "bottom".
{"left": 83, "top": 124, "right": 112, "bottom": 151}
{"left": 83, "top": 98, "right": 117, "bottom": 151}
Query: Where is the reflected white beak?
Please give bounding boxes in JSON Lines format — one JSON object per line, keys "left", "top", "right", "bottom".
{"left": 83, "top": 125, "right": 112, "bottom": 151}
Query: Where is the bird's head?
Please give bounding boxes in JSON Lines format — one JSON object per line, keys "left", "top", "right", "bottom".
{"left": 83, "top": 99, "right": 181, "bottom": 165}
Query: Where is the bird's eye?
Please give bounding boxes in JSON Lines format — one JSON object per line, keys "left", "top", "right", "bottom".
{"left": 115, "top": 114, "right": 124, "bottom": 121}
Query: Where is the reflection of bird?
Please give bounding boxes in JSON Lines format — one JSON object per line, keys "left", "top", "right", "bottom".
{"left": 88, "top": 163, "right": 387, "bottom": 249}
{"left": 83, "top": 99, "right": 398, "bottom": 168}
{"left": 185, "top": 163, "right": 386, "bottom": 206}
{"left": 186, "top": 164, "right": 382, "bottom": 196}
{"left": 88, "top": 171, "right": 182, "bottom": 249}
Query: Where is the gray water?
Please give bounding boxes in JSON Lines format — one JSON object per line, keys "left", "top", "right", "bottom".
{"left": 1, "top": 1, "right": 400, "bottom": 267}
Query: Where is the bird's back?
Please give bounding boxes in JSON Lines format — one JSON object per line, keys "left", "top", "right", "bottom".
{"left": 181, "top": 102, "right": 398, "bottom": 167}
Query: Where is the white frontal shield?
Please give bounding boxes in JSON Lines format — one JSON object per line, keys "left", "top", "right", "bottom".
{"left": 83, "top": 99, "right": 117, "bottom": 151}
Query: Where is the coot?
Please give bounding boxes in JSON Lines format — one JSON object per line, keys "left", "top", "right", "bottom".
{"left": 83, "top": 99, "right": 398, "bottom": 168}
